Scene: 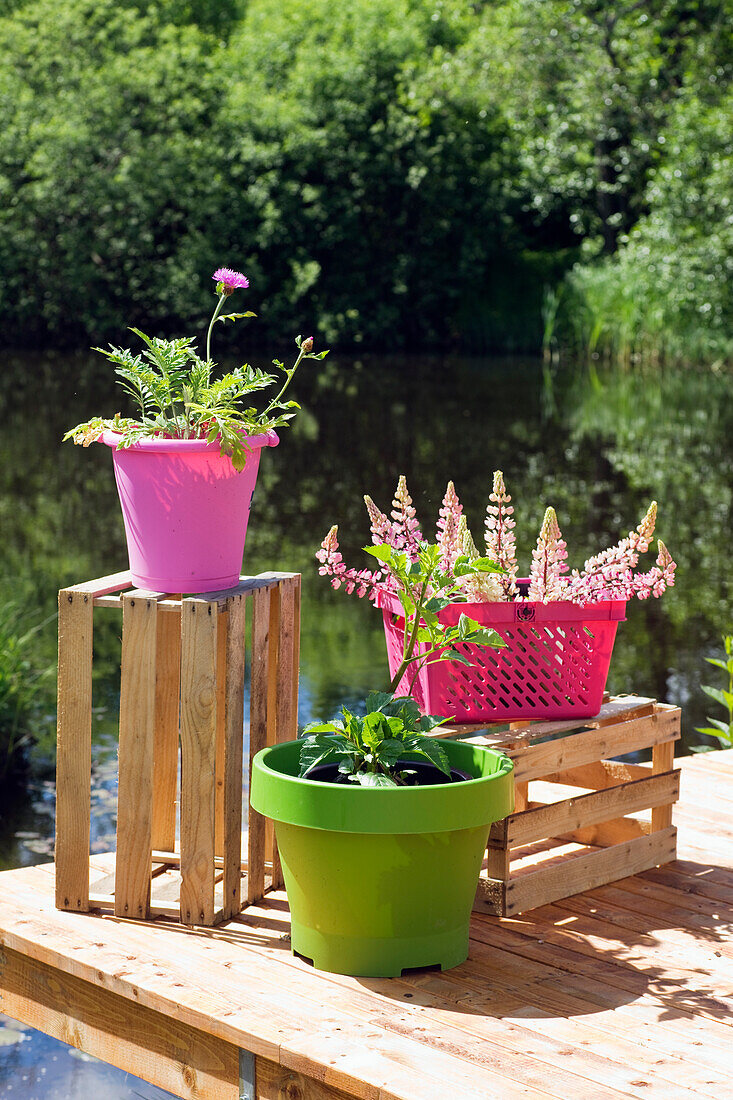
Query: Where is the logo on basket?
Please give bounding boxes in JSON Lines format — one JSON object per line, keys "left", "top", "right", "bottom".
{"left": 515, "top": 604, "right": 536, "bottom": 623}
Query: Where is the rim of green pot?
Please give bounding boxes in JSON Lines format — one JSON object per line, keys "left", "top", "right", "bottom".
{"left": 250, "top": 738, "right": 514, "bottom": 835}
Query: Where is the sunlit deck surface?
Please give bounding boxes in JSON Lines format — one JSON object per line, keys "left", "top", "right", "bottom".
{"left": 1, "top": 750, "right": 732, "bottom": 1100}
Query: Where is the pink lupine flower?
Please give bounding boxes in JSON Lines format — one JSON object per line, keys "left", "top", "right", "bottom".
{"left": 316, "top": 525, "right": 385, "bottom": 602}
{"left": 390, "top": 475, "right": 423, "bottom": 560}
{"left": 212, "top": 267, "right": 250, "bottom": 295}
{"left": 363, "top": 494, "right": 393, "bottom": 545}
{"left": 632, "top": 540, "right": 677, "bottom": 600}
{"left": 457, "top": 516, "right": 503, "bottom": 602}
{"left": 567, "top": 501, "right": 660, "bottom": 603}
{"left": 528, "top": 507, "right": 568, "bottom": 602}
{"left": 485, "top": 469, "right": 517, "bottom": 597}
{"left": 437, "top": 480, "right": 463, "bottom": 574}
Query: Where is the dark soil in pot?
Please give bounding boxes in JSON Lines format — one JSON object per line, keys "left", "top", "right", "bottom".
{"left": 304, "top": 760, "right": 474, "bottom": 786}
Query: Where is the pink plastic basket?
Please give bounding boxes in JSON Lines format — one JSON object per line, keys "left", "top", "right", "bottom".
{"left": 378, "top": 590, "right": 626, "bottom": 722}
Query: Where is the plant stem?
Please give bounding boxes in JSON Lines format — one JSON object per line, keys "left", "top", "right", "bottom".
{"left": 261, "top": 346, "right": 306, "bottom": 418}
{"left": 206, "top": 293, "right": 227, "bottom": 364}
{"left": 389, "top": 571, "right": 433, "bottom": 693}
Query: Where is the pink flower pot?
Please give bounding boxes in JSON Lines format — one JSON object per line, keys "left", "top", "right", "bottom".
{"left": 378, "top": 591, "right": 626, "bottom": 722}
{"left": 102, "top": 430, "right": 278, "bottom": 593}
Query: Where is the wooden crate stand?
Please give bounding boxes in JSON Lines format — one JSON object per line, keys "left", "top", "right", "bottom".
{"left": 55, "top": 569, "right": 300, "bottom": 926}
{"left": 438, "top": 695, "right": 680, "bottom": 917}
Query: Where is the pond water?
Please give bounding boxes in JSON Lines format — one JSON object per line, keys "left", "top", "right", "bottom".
{"left": 0, "top": 351, "right": 731, "bottom": 1096}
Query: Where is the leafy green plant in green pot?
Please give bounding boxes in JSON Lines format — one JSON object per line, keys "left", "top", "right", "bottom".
{"left": 250, "top": 543, "right": 515, "bottom": 977}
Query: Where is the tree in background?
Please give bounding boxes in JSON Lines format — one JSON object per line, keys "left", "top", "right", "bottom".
{"left": 0, "top": 0, "right": 729, "bottom": 359}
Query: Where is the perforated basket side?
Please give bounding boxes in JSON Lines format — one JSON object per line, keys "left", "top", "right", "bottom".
{"left": 380, "top": 597, "right": 624, "bottom": 722}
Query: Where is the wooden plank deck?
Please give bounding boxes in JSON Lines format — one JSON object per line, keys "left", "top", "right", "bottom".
{"left": 1, "top": 751, "right": 732, "bottom": 1100}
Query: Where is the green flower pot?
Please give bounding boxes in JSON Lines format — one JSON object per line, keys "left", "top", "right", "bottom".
{"left": 250, "top": 739, "right": 514, "bottom": 977}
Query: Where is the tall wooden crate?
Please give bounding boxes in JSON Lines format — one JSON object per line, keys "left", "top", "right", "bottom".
{"left": 55, "top": 569, "right": 300, "bottom": 927}
{"left": 439, "top": 695, "right": 680, "bottom": 916}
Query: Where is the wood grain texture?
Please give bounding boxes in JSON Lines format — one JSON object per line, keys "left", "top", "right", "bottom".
{"left": 215, "top": 610, "right": 229, "bottom": 859}
{"left": 55, "top": 588, "right": 94, "bottom": 911}
{"left": 256, "top": 1057, "right": 358, "bottom": 1100}
{"left": 652, "top": 739, "right": 676, "bottom": 830}
{"left": 223, "top": 594, "right": 247, "bottom": 919}
{"left": 509, "top": 707, "right": 681, "bottom": 782}
{"left": 180, "top": 599, "right": 218, "bottom": 925}
{"left": 151, "top": 608, "right": 181, "bottom": 852}
{"left": 0, "top": 947, "right": 239, "bottom": 1100}
{"left": 248, "top": 584, "right": 271, "bottom": 904}
{"left": 265, "top": 584, "right": 281, "bottom": 887}
{"left": 494, "top": 770, "right": 680, "bottom": 848}
{"left": 115, "top": 594, "right": 158, "bottom": 919}
{"left": 479, "top": 827, "right": 678, "bottom": 917}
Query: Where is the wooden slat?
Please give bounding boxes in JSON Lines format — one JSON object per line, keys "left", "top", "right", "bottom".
{"left": 556, "top": 816, "right": 652, "bottom": 847}
{"left": 223, "top": 593, "right": 247, "bottom": 919}
{"left": 291, "top": 574, "right": 302, "bottom": 736}
{"left": 652, "top": 740, "right": 676, "bottom": 830}
{"left": 67, "top": 570, "right": 133, "bottom": 596}
{"left": 0, "top": 946, "right": 239, "bottom": 1099}
{"left": 215, "top": 610, "right": 229, "bottom": 859}
{"left": 257, "top": 1057, "right": 358, "bottom": 1100}
{"left": 486, "top": 847, "right": 511, "bottom": 881}
{"left": 115, "top": 593, "right": 158, "bottom": 919}
{"left": 276, "top": 576, "right": 299, "bottom": 744}
{"left": 266, "top": 582, "right": 283, "bottom": 889}
{"left": 477, "top": 827, "right": 677, "bottom": 917}
{"left": 492, "top": 770, "right": 680, "bottom": 848}
{"left": 509, "top": 707, "right": 680, "bottom": 783}
{"left": 180, "top": 598, "right": 218, "bottom": 926}
{"left": 151, "top": 607, "right": 181, "bottom": 852}
{"left": 54, "top": 588, "right": 94, "bottom": 911}
{"left": 439, "top": 695, "right": 657, "bottom": 744}
{"left": 248, "top": 585, "right": 271, "bottom": 904}
{"left": 542, "top": 759, "right": 650, "bottom": 788}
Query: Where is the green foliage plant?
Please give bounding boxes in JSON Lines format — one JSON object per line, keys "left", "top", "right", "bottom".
{"left": 0, "top": 602, "right": 55, "bottom": 786}
{"left": 694, "top": 634, "right": 733, "bottom": 751}
{"left": 299, "top": 541, "right": 505, "bottom": 787}
{"left": 64, "top": 269, "right": 327, "bottom": 471}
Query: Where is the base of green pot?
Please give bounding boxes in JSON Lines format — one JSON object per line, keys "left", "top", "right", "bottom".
{"left": 291, "top": 922, "right": 468, "bottom": 978}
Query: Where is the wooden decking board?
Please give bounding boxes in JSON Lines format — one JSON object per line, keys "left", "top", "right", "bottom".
{"left": 468, "top": 911, "right": 733, "bottom": 1025}
{"left": 2, "top": 752, "right": 733, "bottom": 1100}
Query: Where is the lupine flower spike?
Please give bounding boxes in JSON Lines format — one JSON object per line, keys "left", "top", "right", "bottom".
{"left": 436, "top": 481, "right": 463, "bottom": 574}
{"left": 316, "top": 526, "right": 382, "bottom": 600}
{"left": 390, "top": 475, "right": 423, "bottom": 560}
{"left": 633, "top": 540, "right": 677, "bottom": 600}
{"left": 528, "top": 507, "right": 568, "bottom": 602}
{"left": 363, "top": 494, "right": 392, "bottom": 545}
{"left": 485, "top": 470, "right": 518, "bottom": 597}
{"left": 457, "top": 516, "right": 503, "bottom": 602}
{"left": 567, "top": 501, "right": 659, "bottom": 603}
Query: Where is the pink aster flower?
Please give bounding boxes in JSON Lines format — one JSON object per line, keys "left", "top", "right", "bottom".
{"left": 212, "top": 267, "right": 250, "bottom": 296}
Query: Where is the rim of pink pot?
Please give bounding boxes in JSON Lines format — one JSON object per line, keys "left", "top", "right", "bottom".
{"left": 100, "top": 428, "right": 279, "bottom": 453}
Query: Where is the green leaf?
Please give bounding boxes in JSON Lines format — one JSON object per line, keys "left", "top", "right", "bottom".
{"left": 444, "top": 647, "right": 474, "bottom": 667}
{"left": 377, "top": 738, "right": 406, "bottom": 766}
{"left": 400, "top": 736, "right": 452, "bottom": 776}
{"left": 358, "top": 772, "right": 398, "bottom": 788}
{"left": 471, "top": 557, "right": 506, "bottom": 573}
{"left": 298, "top": 733, "right": 354, "bottom": 776}
{"left": 302, "top": 720, "right": 343, "bottom": 735}
{"left": 363, "top": 544, "right": 393, "bottom": 563}
{"left": 364, "top": 691, "right": 395, "bottom": 713}
{"left": 702, "top": 686, "right": 733, "bottom": 710}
